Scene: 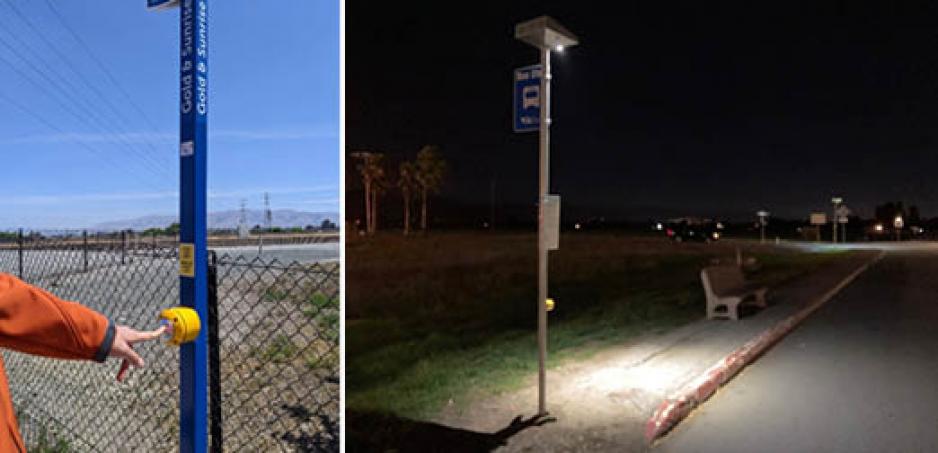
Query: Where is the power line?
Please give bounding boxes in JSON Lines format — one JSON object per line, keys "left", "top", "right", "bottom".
{"left": 0, "top": 19, "right": 174, "bottom": 184}
{"left": 1, "top": 0, "right": 175, "bottom": 178}
{"left": 0, "top": 89, "right": 171, "bottom": 194}
{"left": 42, "top": 0, "right": 170, "bottom": 144}
{"left": 0, "top": 44, "right": 174, "bottom": 187}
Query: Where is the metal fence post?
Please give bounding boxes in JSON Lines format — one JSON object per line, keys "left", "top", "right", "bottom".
{"left": 121, "top": 231, "right": 127, "bottom": 265}
{"left": 16, "top": 228, "right": 23, "bottom": 279}
{"left": 208, "top": 251, "right": 222, "bottom": 453}
{"left": 82, "top": 230, "right": 88, "bottom": 272}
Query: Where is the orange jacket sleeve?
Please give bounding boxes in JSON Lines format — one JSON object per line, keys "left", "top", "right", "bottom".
{"left": 0, "top": 273, "right": 113, "bottom": 362}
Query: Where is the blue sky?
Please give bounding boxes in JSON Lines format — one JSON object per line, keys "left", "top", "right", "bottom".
{"left": 0, "top": 0, "right": 339, "bottom": 229}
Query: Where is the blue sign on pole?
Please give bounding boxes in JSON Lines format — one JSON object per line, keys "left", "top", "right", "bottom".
{"left": 178, "top": 0, "right": 208, "bottom": 452}
{"left": 513, "top": 64, "right": 542, "bottom": 133}
{"left": 147, "top": 0, "right": 180, "bottom": 10}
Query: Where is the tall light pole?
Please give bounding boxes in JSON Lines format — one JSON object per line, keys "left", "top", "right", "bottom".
{"left": 515, "top": 15, "right": 578, "bottom": 416}
{"left": 836, "top": 204, "right": 850, "bottom": 243}
{"left": 831, "top": 197, "right": 842, "bottom": 244}
{"left": 757, "top": 210, "right": 769, "bottom": 243}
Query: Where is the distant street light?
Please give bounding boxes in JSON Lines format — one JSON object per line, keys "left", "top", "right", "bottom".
{"left": 835, "top": 204, "right": 850, "bottom": 243}
{"left": 894, "top": 215, "right": 904, "bottom": 241}
{"left": 515, "top": 15, "right": 578, "bottom": 417}
{"left": 831, "top": 197, "right": 843, "bottom": 244}
{"left": 757, "top": 210, "right": 769, "bottom": 243}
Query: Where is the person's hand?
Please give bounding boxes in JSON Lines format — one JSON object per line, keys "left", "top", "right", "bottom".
{"left": 109, "top": 325, "right": 166, "bottom": 382}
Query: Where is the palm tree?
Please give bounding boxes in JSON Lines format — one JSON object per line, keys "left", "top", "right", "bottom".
{"left": 414, "top": 145, "right": 447, "bottom": 233}
{"left": 351, "top": 151, "right": 386, "bottom": 235}
{"left": 398, "top": 160, "right": 418, "bottom": 235}
{"left": 369, "top": 162, "right": 388, "bottom": 234}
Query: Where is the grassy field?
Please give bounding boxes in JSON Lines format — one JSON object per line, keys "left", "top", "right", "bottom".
{"left": 346, "top": 232, "right": 843, "bottom": 419}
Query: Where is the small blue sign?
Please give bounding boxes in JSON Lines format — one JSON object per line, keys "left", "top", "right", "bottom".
{"left": 514, "top": 64, "right": 542, "bottom": 133}
{"left": 147, "top": 0, "right": 179, "bottom": 10}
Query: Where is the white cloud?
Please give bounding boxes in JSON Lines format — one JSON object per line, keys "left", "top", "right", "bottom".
{"left": 0, "top": 191, "right": 178, "bottom": 205}
{"left": 0, "top": 124, "right": 338, "bottom": 145}
{"left": 208, "top": 185, "right": 338, "bottom": 200}
{"left": 212, "top": 127, "right": 337, "bottom": 141}
{"left": 0, "top": 132, "right": 175, "bottom": 145}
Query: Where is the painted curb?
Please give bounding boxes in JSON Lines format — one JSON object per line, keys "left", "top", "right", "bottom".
{"left": 644, "top": 251, "right": 886, "bottom": 443}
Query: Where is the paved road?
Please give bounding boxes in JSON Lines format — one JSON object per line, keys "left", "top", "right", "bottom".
{"left": 213, "top": 242, "right": 339, "bottom": 263}
{"left": 657, "top": 250, "right": 938, "bottom": 452}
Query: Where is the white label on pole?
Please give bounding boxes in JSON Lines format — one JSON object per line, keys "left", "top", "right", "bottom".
{"left": 544, "top": 195, "right": 560, "bottom": 250}
{"left": 180, "top": 140, "right": 194, "bottom": 157}
{"left": 810, "top": 213, "right": 827, "bottom": 225}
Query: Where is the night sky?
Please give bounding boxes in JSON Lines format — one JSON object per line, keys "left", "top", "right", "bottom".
{"left": 348, "top": 1, "right": 938, "bottom": 223}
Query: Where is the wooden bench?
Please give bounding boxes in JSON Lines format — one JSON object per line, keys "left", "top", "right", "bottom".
{"left": 701, "top": 265, "right": 768, "bottom": 320}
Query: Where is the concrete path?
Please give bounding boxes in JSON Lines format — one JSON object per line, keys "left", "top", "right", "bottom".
{"left": 657, "top": 250, "right": 938, "bottom": 452}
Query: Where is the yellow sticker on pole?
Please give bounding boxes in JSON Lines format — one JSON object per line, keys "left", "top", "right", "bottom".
{"left": 179, "top": 243, "right": 195, "bottom": 277}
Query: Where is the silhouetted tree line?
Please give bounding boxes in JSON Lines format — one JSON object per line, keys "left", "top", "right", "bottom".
{"left": 351, "top": 145, "right": 447, "bottom": 236}
{"left": 874, "top": 201, "right": 920, "bottom": 226}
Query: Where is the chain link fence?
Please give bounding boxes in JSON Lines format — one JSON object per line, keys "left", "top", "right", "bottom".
{"left": 0, "top": 230, "right": 339, "bottom": 452}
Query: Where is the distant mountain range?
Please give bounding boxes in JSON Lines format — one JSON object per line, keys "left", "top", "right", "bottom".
{"left": 91, "top": 209, "right": 340, "bottom": 232}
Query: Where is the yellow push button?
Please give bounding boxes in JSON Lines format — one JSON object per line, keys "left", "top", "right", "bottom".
{"left": 158, "top": 307, "right": 201, "bottom": 345}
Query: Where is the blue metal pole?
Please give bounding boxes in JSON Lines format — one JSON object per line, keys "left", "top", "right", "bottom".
{"left": 178, "top": 0, "right": 208, "bottom": 452}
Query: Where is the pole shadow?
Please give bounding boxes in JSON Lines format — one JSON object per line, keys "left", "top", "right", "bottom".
{"left": 346, "top": 410, "right": 556, "bottom": 452}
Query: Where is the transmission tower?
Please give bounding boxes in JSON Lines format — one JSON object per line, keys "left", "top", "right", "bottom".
{"left": 264, "top": 192, "right": 272, "bottom": 231}
{"left": 238, "top": 199, "right": 249, "bottom": 238}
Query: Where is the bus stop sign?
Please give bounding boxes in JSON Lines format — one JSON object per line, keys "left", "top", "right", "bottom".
{"left": 513, "top": 64, "right": 541, "bottom": 132}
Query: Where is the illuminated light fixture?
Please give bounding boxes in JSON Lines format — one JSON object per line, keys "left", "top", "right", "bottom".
{"left": 515, "top": 16, "right": 579, "bottom": 51}
{"left": 874, "top": 224, "right": 884, "bottom": 232}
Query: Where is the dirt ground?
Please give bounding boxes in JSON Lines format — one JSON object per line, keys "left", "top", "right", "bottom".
{"left": 429, "top": 328, "right": 698, "bottom": 453}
